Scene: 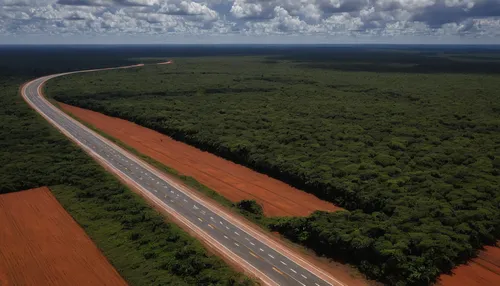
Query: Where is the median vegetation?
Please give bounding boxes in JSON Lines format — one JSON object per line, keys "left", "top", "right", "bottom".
{"left": 0, "top": 50, "right": 254, "bottom": 286}
{"left": 45, "top": 49, "right": 500, "bottom": 285}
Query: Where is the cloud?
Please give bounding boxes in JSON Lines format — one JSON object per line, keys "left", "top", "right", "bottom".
{"left": 1, "top": 0, "right": 32, "bottom": 6}
{"left": 0, "top": 0, "right": 499, "bottom": 40}
{"left": 411, "top": 0, "right": 500, "bottom": 27}
{"left": 158, "top": 1, "right": 219, "bottom": 21}
{"left": 230, "top": 0, "right": 268, "bottom": 19}
{"left": 56, "top": 0, "right": 110, "bottom": 6}
{"left": 57, "top": 0, "right": 159, "bottom": 6}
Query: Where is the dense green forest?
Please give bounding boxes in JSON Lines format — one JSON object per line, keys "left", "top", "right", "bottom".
{"left": 0, "top": 51, "right": 253, "bottom": 285}
{"left": 46, "top": 51, "right": 500, "bottom": 285}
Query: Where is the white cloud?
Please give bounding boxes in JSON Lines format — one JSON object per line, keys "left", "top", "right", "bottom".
{"left": 158, "top": 1, "right": 219, "bottom": 21}
{"left": 230, "top": 0, "right": 266, "bottom": 19}
{"left": 0, "top": 0, "right": 498, "bottom": 40}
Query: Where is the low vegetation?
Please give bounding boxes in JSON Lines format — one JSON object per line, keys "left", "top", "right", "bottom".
{"left": 235, "top": 200, "right": 264, "bottom": 217}
{"left": 0, "top": 52, "right": 253, "bottom": 285}
{"left": 46, "top": 50, "right": 500, "bottom": 285}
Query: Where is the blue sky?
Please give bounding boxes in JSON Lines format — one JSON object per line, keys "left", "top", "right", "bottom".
{"left": 1, "top": 0, "right": 500, "bottom": 44}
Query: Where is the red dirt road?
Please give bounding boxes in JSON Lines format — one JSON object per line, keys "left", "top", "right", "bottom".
{"left": 438, "top": 242, "right": 500, "bottom": 286}
{"left": 59, "top": 102, "right": 341, "bottom": 217}
{"left": 0, "top": 187, "right": 128, "bottom": 286}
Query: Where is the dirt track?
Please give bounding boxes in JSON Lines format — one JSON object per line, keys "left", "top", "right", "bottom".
{"left": 438, "top": 242, "right": 500, "bottom": 286}
{"left": 0, "top": 187, "right": 127, "bottom": 286}
{"left": 59, "top": 102, "right": 341, "bottom": 217}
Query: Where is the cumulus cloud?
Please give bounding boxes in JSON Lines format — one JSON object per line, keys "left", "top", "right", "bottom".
{"left": 0, "top": 0, "right": 499, "bottom": 40}
{"left": 230, "top": 0, "right": 268, "bottom": 19}
{"left": 158, "top": 1, "right": 218, "bottom": 21}
{"left": 244, "top": 6, "right": 309, "bottom": 34}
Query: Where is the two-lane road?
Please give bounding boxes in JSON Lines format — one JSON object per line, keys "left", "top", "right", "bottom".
{"left": 21, "top": 66, "right": 346, "bottom": 286}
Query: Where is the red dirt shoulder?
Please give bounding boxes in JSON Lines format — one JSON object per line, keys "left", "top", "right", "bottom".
{"left": 58, "top": 102, "right": 341, "bottom": 217}
{"left": 438, "top": 242, "right": 500, "bottom": 286}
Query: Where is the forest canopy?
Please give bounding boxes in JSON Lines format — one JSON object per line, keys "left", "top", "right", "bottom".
{"left": 45, "top": 50, "right": 500, "bottom": 285}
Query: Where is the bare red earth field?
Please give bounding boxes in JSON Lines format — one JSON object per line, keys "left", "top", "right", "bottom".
{"left": 438, "top": 242, "right": 500, "bottom": 286}
{"left": 59, "top": 102, "right": 341, "bottom": 217}
{"left": 0, "top": 187, "right": 128, "bottom": 286}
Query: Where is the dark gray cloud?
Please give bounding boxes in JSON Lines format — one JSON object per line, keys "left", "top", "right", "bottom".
{"left": 319, "top": 0, "right": 369, "bottom": 14}
{"left": 115, "top": 0, "right": 155, "bottom": 6}
{"left": 65, "top": 15, "right": 85, "bottom": 20}
{"left": 57, "top": 0, "right": 153, "bottom": 6}
{"left": 57, "top": 0, "right": 105, "bottom": 6}
{"left": 2, "top": 0, "right": 31, "bottom": 6}
{"left": 412, "top": 0, "right": 500, "bottom": 27}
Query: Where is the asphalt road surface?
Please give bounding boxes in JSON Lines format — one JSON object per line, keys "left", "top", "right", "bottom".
{"left": 21, "top": 66, "right": 346, "bottom": 286}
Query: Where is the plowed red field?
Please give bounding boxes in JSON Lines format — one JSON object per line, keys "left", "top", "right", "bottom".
{"left": 59, "top": 102, "right": 341, "bottom": 217}
{"left": 438, "top": 242, "right": 500, "bottom": 286}
{"left": 0, "top": 187, "right": 127, "bottom": 286}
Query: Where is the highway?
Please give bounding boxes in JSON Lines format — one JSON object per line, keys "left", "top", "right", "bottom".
{"left": 21, "top": 65, "right": 346, "bottom": 286}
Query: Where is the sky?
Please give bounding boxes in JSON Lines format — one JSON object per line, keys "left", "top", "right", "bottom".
{"left": 1, "top": 0, "right": 500, "bottom": 44}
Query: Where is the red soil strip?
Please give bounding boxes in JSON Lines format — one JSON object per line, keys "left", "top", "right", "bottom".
{"left": 157, "top": 60, "right": 173, "bottom": 65}
{"left": 438, "top": 242, "right": 500, "bottom": 286}
{"left": 0, "top": 187, "right": 128, "bottom": 286}
{"left": 59, "top": 102, "right": 341, "bottom": 217}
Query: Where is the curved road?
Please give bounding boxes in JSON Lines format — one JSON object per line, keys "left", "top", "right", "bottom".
{"left": 21, "top": 65, "right": 346, "bottom": 286}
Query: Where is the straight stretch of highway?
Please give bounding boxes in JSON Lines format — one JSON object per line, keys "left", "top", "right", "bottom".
{"left": 22, "top": 66, "right": 346, "bottom": 286}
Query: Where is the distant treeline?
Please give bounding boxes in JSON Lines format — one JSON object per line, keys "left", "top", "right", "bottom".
{"left": 2, "top": 44, "right": 500, "bottom": 78}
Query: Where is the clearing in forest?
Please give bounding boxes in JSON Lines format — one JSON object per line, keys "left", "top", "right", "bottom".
{"left": 438, "top": 242, "right": 500, "bottom": 286}
{"left": 0, "top": 187, "right": 128, "bottom": 286}
{"left": 59, "top": 102, "right": 341, "bottom": 217}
